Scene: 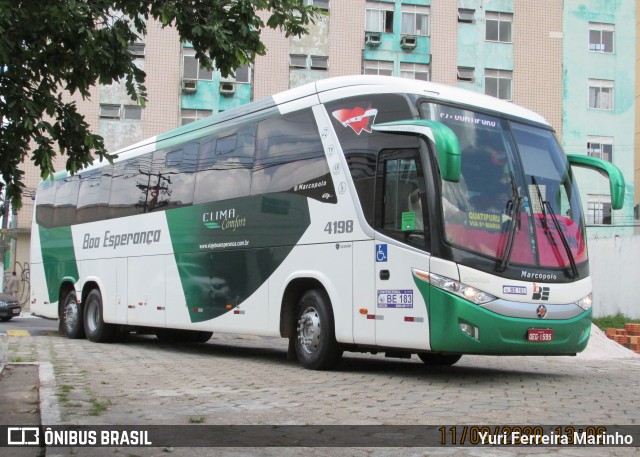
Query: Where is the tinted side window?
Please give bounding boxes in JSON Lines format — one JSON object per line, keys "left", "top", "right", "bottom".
{"left": 252, "top": 109, "right": 328, "bottom": 196}
{"left": 326, "top": 94, "right": 415, "bottom": 225}
{"left": 35, "top": 179, "right": 56, "bottom": 228}
{"left": 148, "top": 142, "right": 198, "bottom": 212}
{"left": 194, "top": 122, "right": 256, "bottom": 204}
{"left": 108, "top": 155, "right": 151, "bottom": 219}
{"left": 375, "top": 148, "right": 429, "bottom": 250}
{"left": 77, "top": 166, "right": 113, "bottom": 224}
{"left": 53, "top": 175, "right": 80, "bottom": 227}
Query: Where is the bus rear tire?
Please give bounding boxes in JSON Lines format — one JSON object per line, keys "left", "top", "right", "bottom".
{"left": 84, "top": 289, "right": 116, "bottom": 343}
{"left": 417, "top": 353, "right": 462, "bottom": 366}
{"left": 294, "top": 289, "right": 342, "bottom": 370}
{"left": 62, "top": 291, "right": 85, "bottom": 339}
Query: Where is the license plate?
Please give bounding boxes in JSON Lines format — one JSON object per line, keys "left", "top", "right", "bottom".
{"left": 12, "top": 308, "right": 20, "bottom": 315}
{"left": 527, "top": 328, "right": 553, "bottom": 342}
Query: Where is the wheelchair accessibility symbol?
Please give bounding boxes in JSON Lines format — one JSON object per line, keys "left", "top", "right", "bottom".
{"left": 376, "top": 244, "right": 387, "bottom": 262}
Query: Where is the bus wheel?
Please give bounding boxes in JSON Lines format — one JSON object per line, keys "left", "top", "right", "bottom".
{"left": 84, "top": 289, "right": 116, "bottom": 343}
{"left": 62, "top": 291, "right": 85, "bottom": 339}
{"left": 294, "top": 289, "right": 342, "bottom": 370}
{"left": 417, "top": 353, "right": 462, "bottom": 366}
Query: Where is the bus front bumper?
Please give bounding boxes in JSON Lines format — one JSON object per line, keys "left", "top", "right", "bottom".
{"left": 427, "top": 288, "right": 592, "bottom": 355}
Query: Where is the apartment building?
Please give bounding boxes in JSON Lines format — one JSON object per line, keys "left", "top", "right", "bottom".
{"left": 5, "top": 0, "right": 636, "bottom": 272}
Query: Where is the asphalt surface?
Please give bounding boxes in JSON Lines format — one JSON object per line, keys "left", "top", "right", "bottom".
{"left": 1, "top": 313, "right": 639, "bottom": 457}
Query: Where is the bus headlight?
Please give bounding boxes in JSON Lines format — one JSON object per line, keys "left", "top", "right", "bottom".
{"left": 576, "top": 293, "right": 593, "bottom": 311}
{"left": 412, "top": 269, "right": 496, "bottom": 305}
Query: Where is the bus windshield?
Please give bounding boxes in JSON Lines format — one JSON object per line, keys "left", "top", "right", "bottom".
{"left": 420, "top": 102, "right": 587, "bottom": 271}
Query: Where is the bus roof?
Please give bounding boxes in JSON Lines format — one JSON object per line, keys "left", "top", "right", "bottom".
{"left": 52, "top": 75, "right": 550, "bottom": 179}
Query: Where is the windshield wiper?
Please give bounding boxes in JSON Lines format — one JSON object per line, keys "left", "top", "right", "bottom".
{"left": 496, "top": 173, "right": 522, "bottom": 273}
{"left": 530, "top": 177, "right": 579, "bottom": 278}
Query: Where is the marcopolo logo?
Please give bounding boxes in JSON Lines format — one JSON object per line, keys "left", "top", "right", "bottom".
{"left": 82, "top": 229, "right": 162, "bottom": 250}
{"left": 202, "top": 208, "right": 246, "bottom": 231}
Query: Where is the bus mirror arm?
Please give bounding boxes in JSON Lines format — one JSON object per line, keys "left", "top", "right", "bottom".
{"left": 372, "top": 120, "right": 461, "bottom": 182}
{"left": 566, "top": 154, "right": 625, "bottom": 210}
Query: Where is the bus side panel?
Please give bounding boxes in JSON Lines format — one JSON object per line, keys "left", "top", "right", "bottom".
{"left": 77, "top": 259, "right": 120, "bottom": 324}
{"left": 29, "top": 261, "right": 58, "bottom": 318}
{"left": 38, "top": 225, "right": 79, "bottom": 306}
{"left": 165, "top": 255, "right": 211, "bottom": 331}
{"left": 268, "top": 242, "right": 353, "bottom": 345}
{"left": 352, "top": 240, "right": 375, "bottom": 345}
{"left": 127, "top": 255, "right": 166, "bottom": 327}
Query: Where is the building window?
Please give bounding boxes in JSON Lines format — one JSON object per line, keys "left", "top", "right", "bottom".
{"left": 128, "top": 44, "right": 145, "bottom": 59}
{"left": 485, "top": 69, "right": 512, "bottom": 100}
{"left": 181, "top": 109, "right": 212, "bottom": 125}
{"left": 486, "top": 12, "right": 512, "bottom": 43}
{"left": 363, "top": 60, "right": 393, "bottom": 76}
{"left": 182, "top": 48, "right": 213, "bottom": 80}
{"left": 222, "top": 64, "right": 251, "bottom": 83}
{"left": 123, "top": 105, "right": 142, "bottom": 120}
{"left": 99, "top": 104, "right": 121, "bottom": 119}
{"left": 457, "top": 67, "right": 475, "bottom": 82}
{"left": 458, "top": 9, "right": 475, "bottom": 24}
{"left": 401, "top": 5, "right": 429, "bottom": 36}
{"left": 234, "top": 64, "right": 251, "bottom": 83}
{"left": 589, "top": 79, "right": 614, "bottom": 110}
{"left": 310, "top": 55, "right": 328, "bottom": 70}
{"left": 587, "top": 201, "right": 612, "bottom": 225}
{"left": 400, "top": 62, "right": 429, "bottom": 81}
{"left": 365, "top": 1, "right": 394, "bottom": 33}
{"left": 99, "top": 104, "right": 142, "bottom": 120}
{"left": 305, "top": 0, "right": 329, "bottom": 10}
{"left": 290, "top": 54, "right": 307, "bottom": 68}
{"left": 589, "top": 22, "right": 614, "bottom": 53}
{"left": 587, "top": 136, "right": 613, "bottom": 162}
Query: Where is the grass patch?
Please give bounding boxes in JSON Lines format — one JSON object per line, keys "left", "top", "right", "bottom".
{"left": 58, "top": 384, "right": 74, "bottom": 403}
{"left": 89, "top": 398, "right": 109, "bottom": 416}
{"left": 188, "top": 416, "right": 206, "bottom": 424}
{"left": 593, "top": 313, "right": 640, "bottom": 331}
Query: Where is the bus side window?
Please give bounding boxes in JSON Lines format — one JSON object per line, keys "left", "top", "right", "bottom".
{"left": 194, "top": 123, "right": 255, "bottom": 204}
{"left": 375, "top": 149, "right": 428, "bottom": 250}
{"left": 108, "top": 155, "right": 150, "bottom": 219}
{"left": 53, "top": 175, "right": 80, "bottom": 227}
{"left": 35, "top": 178, "right": 56, "bottom": 228}
{"left": 147, "top": 143, "right": 198, "bottom": 212}
{"left": 77, "top": 167, "right": 113, "bottom": 224}
{"left": 252, "top": 109, "right": 327, "bottom": 195}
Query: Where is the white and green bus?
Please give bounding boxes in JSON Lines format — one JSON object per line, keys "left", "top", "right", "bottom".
{"left": 30, "top": 76, "right": 625, "bottom": 369}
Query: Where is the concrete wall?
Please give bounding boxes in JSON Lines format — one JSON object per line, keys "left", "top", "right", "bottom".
{"left": 589, "top": 234, "right": 640, "bottom": 318}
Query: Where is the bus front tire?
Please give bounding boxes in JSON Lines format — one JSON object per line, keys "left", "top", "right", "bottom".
{"left": 62, "top": 291, "right": 85, "bottom": 339}
{"left": 417, "top": 352, "right": 462, "bottom": 366}
{"left": 294, "top": 289, "right": 342, "bottom": 370}
{"left": 84, "top": 289, "right": 116, "bottom": 343}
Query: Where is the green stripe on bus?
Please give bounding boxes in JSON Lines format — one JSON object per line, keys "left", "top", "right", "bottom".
{"left": 39, "top": 225, "right": 79, "bottom": 303}
{"left": 165, "top": 193, "right": 311, "bottom": 322}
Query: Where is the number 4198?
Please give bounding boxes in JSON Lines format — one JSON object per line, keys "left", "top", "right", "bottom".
{"left": 324, "top": 220, "right": 353, "bottom": 235}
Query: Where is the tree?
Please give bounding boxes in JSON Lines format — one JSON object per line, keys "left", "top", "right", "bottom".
{"left": 0, "top": 0, "right": 322, "bottom": 210}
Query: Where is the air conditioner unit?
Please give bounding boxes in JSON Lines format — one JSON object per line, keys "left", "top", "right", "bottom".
{"left": 365, "top": 33, "right": 382, "bottom": 46}
{"left": 220, "top": 82, "right": 236, "bottom": 95}
{"left": 400, "top": 35, "right": 417, "bottom": 50}
{"left": 181, "top": 79, "right": 197, "bottom": 94}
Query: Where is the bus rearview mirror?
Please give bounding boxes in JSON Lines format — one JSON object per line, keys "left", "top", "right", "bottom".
{"left": 567, "top": 154, "right": 625, "bottom": 210}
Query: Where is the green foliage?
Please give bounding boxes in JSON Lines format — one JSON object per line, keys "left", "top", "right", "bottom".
{"left": 592, "top": 313, "right": 640, "bottom": 331}
{"left": 0, "top": 0, "right": 321, "bottom": 209}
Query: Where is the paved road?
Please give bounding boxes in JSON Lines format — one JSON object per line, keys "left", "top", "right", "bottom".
{"left": 1, "top": 318, "right": 639, "bottom": 456}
